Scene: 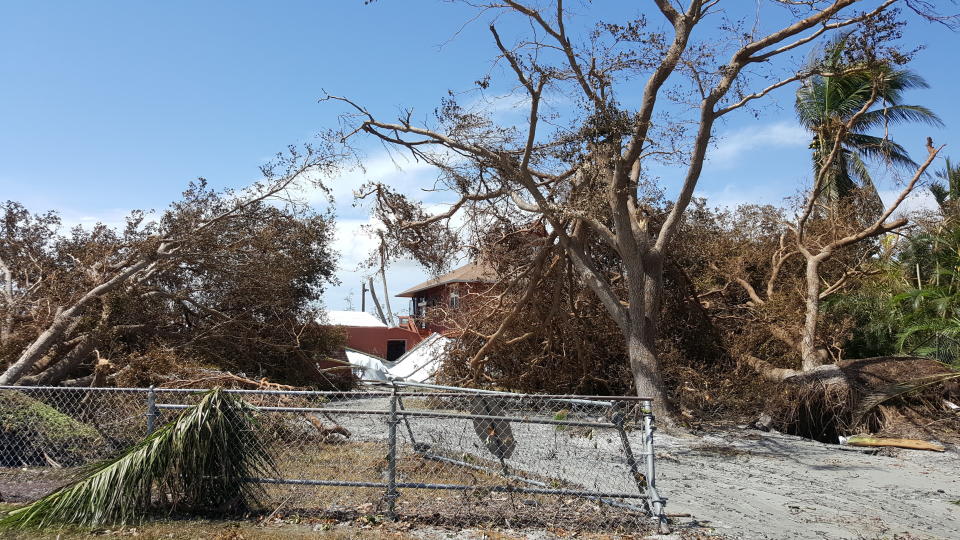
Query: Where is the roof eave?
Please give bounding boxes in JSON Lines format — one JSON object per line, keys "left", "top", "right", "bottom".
{"left": 395, "top": 278, "right": 494, "bottom": 297}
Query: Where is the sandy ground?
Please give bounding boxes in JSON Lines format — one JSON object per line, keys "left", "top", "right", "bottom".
{"left": 652, "top": 428, "right": 959, "bottom": 539}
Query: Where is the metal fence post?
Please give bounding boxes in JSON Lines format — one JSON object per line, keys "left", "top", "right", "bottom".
{"left": 145, "top": 386, "right": 157, "bottom": 435}
{"left": 642, "top": 399, "right": 669, "bottom": 534}
{"left": 385, "top": 386, "right": 399, "bottom": 518}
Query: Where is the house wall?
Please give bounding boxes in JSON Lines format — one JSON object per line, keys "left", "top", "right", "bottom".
{"left": 409, "top": 282, "right": 487, "bottom": 334}
{"left": 343, "top": 325, "right": 424, "bottom": 360}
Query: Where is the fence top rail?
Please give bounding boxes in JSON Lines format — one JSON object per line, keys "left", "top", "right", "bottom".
{"left": 152, "top": 403, "right": 623, "bottom": 428}
{"left": 0, "top": 384, "right": 654, "bottom": 402}
{"left": 373, "top": 381, "right": 655, "bottom": 402}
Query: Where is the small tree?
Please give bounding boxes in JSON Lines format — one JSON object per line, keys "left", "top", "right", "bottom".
{"left": 733, "top": 50, "right": 944, "bottom": 380}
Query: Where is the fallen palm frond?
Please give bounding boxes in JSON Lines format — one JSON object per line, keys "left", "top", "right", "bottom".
{"left": 853, "top": 371, "right": 960, "bottom": 425}
{"left": 0, "top": 389, "right": 276, "bottom": 529}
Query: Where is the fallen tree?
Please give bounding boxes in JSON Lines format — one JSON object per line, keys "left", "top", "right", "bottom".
{"left": 0, "top": 145, "right": 346, "bottom": 387}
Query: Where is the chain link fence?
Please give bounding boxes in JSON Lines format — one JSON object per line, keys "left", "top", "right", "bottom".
{"left": 0, "top": 383, "right": 667, "bottom": 533}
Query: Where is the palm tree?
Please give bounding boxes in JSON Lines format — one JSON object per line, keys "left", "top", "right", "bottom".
{"left": 930, "top": 157, "right": 960, "bottom": 214}
{"left": 893, "top": 222, "right": 960, "bottom": 367}
{"left": 795, "top": 36, "right": 942, "bottom": 210}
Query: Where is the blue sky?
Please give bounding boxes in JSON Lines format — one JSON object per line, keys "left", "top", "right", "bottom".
{"left": 2, "top": 1, "right": 958, "bottom": 313}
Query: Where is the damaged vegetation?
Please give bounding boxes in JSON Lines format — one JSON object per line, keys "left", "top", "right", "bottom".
{"left": 0, "top": 146, "right": 348, "bottom": 390}
{"left": 0, "top": 1, "right": 957, "bottom": 460}
{"left": 342, "top": 3, "right": 960, "bottom": 443}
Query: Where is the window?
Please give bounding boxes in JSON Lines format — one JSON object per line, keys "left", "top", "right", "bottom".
{"left": 386, "top": 340, "right": 407, "bottom": 362}
{"left": 449, "top": 285, "right": 460, "bottom": 309}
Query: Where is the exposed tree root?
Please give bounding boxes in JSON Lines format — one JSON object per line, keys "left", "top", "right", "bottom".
{"left": 752, "top": 356, "right": 959, "bottom": 443}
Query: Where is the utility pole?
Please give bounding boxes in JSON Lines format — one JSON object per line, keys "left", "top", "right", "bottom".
{"left": 361, "top": 281, "right": 367, "bottom": 312}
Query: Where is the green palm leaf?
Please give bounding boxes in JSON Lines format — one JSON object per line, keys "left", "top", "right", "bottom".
{"left": 854, "top": 105, "right": 942, "bottom": 131}
{"left": 843, "top": 134, "right": 917, "bottom": 169}
{"left": 0, "top": 389, "right": 277, "bottom": 529}
{"left": 932, "top": 158, "right": 960, "bottom": 211}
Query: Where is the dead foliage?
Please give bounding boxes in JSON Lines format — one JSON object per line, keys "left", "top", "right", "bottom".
{"left": 765, "top": 356, "right": 959, "bottom": 442}
{"left": 1, "top": 163, "right": 346, "bottom": 389}
{"left": 433, "top": 221, "right": 752, "bottom": 424}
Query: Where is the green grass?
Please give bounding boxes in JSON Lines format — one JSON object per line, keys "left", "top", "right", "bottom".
{"left": 553, "top": 409, "right": 569, "bottom": 431}
{"left": 0, "top": 392, "right": 106, "bottom": 466}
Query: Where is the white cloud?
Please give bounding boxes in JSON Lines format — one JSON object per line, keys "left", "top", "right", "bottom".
{"left": 330, "top": 218, "right": 382, "bottom": 275}
{"left": 694, "top": 184, "right": 785, "bottom": 210}
{"left": 710, "top": 122, "right": 808, "bottom": 167}
{"left": 57, "top": 208, "right": 146, "bottom": 233}
{"left": 476, "top": 92, "right": 531, "bottom": 117}
{"left": 323, "top": 216, "right": 433, "bottom": 315}
{"left": 878, "top": 187, "right": 939, "bottom": 216}
{"left": 299, "top": 151, "right": 441, "bottom": 212}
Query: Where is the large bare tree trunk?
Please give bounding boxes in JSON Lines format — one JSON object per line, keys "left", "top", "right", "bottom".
{"left": 21, "top": 336, "right": 96, "bottom": 386}
{"left": 0, "top": 257, "right": 151, "bottom": 385}
{"left": 378, "top": 238, "right": 394, "bottom": 326}
{"left": 627, "top": 329, "right": 670, "bottom": 421}
{"left": 0, "top": 310, "right": 78, "bottom": 385}
{"left": 368, "top": 277, "right": 388, "bottom": 325}
{"left": 799, "top": 256, "right": 830, "bottom": 370}
{"left": 0, "top": 256, "right": 12, "bottom": 346}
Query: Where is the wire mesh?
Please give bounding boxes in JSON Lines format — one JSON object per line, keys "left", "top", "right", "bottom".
{"left": 0, "top": 384, "right": 665, "bottom": 533}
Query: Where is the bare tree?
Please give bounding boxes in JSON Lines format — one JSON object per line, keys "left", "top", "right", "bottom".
{"left": 328, "top": 1, "right": 943, "bottom": 417}
{"left": 735, "top": 135, "right": 943, "bottom": 383}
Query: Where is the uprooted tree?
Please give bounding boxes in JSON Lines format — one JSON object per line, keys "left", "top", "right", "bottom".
{"left": 678, "top": 150, "right": 960, "bottom": 439}
{"left": 331, "top": 0, "right": 950, "bottom": 418}
{"left": 0, "top": 144, "right": 346, "bottom": 387}
{"left": 689, "top": 34, "right": 946, "bottom": 382}
{"left": 732, "top": 145, "right": 942, "bottom": 381}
